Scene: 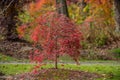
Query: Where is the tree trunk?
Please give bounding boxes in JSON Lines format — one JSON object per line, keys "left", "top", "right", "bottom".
{"left": 55, "top": 0, "right": 69, "bottom": 69}
{"left": 55, "top": 54, "right": 58, "bottom": 69}
{"left": 56, "top": 0, "right": 69, "bottom": 17}
{"left": 55, "top": 36, "right": 58, "bottom": 69}
{"left": 0, "top": 0, "right": 18, "bottom": 40}
{"left": 74, "top": 58, "right": 80, "bottom": 65}
{"left": 6, "top": 2, "right": 19, "bottom": 40}
{"left": 113, "top": 0, "right": 120, "bottom": 32}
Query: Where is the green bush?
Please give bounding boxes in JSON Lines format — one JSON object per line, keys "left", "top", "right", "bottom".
{"left": 109, "top": 48, "right": 120, "bottom": 58}
{"left": 95, "top": 33, "right": 108, "bottom": 47}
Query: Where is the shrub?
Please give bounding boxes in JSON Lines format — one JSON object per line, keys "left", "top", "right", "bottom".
{"left": 109, "top": 48, "right": 120, "bottom": 58}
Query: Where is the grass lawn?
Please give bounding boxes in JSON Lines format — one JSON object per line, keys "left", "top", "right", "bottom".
{"left": 0, "top": 54, "right": 18, "bottom": 62}
{"left": 0, "top": 53, "right": 29, "bottom": 62}
{"left": 0, "top": 53, "right": 120, "bottom": 80}
{"left": 0, "top": 63, "right": 120, "bottom": 80}
{"left": 1, "top": 53, "right": 114, "bottom": 63}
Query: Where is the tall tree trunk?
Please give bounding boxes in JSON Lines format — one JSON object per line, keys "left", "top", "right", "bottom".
{"left": 56, "top": 0, "right": 69, "bottom": 17}
{"left": 0, "top": 0, "right": 19, "bottom": 41}
{"left": 113, "top": 0, "right": 120, "bottom": 32}
{"left": 6, "top": 1, "right": 19, "bottom": 40}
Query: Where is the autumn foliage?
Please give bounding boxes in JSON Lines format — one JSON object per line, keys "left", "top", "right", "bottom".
{"left": 29, "top": 0, "right": 54, "bottom": 14}
{"left": 18, "top": 11, "right": 82, "bottom": 68}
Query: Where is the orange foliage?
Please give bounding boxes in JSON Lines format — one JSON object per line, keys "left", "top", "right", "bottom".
{"left": 29, "top": 0, "right": 54, "bottom": 14}
{"left": 85, "top": 0, "right": 112, "bottom": 17}
{"left": 84, "top": 0, "right": 113, "bottom": 25}
{"left": 17, "top": 25, "right": 27, "bottom": 38}
{"left": 79, "top": 0, "right": 115, "bottom": 45}
{"left": 29, "top": 0, "right": 46, "bottom": 13}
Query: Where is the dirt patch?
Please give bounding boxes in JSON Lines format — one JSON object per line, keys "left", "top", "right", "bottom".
{"left": 0, "top": 40, "right": 42, "bottom": 59}
{"left": 0, "top": 40, "right": 30, "bottom": 59}
{"left": 11, "top": 68, "right": 102, "bottom": 80}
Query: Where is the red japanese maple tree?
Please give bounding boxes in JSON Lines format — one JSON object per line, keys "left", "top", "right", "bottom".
{"left": 18, "top": 0, "right": 83, "bottom": 68}
{"left": 18, "top": 12, "right": 82, "bottom": 68}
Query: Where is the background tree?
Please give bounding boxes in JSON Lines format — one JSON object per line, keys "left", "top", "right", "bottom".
{"left": 56, "top": 0, "right": 69, "bottom": 17}
{"left": 0, "top": 0, "right": 33, "bottom": 41}
{"left": 113, "top": 0, "right": 120, "bottom": 32}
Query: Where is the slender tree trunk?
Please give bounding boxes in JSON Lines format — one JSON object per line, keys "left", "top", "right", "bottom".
{"left": 55, "top": 37, "right": 58, "bottom": 69}
{"left": 55, "top": 54, "right": 58, "bottom": 69}
{"left": 74, "top": 58, "right": 80, "bottom": 65}
{"left": 55, "top": 0, "right": 69, "bottom": 69}
{"left": 113, "top": 0, "right": 120, "bottom": 32}
{"left": 56, "top": 0, "right": 69, "bottom": 17}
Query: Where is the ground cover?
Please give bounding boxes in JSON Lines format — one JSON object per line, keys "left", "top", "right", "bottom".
{"left": 0, "top": 62, "right": 120, "bottom": 80}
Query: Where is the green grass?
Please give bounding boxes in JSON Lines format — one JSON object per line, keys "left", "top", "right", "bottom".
{"left": 0, "top": 53, "right": 74, "bottom": 63}
{"left": 0, "top": 54, "right": 18, "bottom": 62}
{"left": 75, "top": 65, "right": 120, "bottom": 80}
{"left": 58, "top": 55, "right": 114, "bottom": 62}
{"left": 59, "top": 55, "right": 74, "bottom": 62}
{"left": 44, "top": 64, "right": 120, "bottom": 80}
{"left": 0, "top": 53, "right": 120, "bottom": 80}
{"left": 0, "top": 53, "right": 116, "bottom": 63}
{"left": 0, "top": 64, "right": 34, "bottom": 75}
{"left": 0, "top": 63, "right": 120, "bottom": 80}
{"left": 0, "top": 53, "right": 29, "bottom": 62}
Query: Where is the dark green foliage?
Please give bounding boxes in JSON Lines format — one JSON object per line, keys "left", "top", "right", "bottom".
{"left": 109, "top": 48, "right": 120, "bottom": 58}
{"left": 95, "top": 34, "right": 108, "bottom": 47}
